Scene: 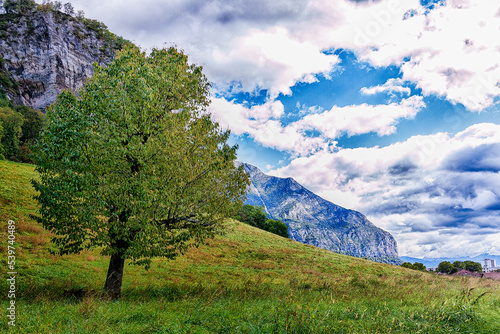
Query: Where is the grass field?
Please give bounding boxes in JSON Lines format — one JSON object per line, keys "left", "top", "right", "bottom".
{"left": 1, "top": 160, "right": 499, "bottom": 333}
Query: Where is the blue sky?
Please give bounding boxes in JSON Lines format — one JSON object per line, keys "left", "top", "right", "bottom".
{"left": 64, "top": 0, "right": 500, "bottom": 258}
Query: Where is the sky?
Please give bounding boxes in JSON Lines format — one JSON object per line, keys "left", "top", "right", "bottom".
{"left": 61, "top": 0, "right": 500, "bottom": 259}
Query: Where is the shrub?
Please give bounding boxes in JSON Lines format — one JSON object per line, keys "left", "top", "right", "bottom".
{"left": 234, "top": 205, "right": 289, "bottom": 238}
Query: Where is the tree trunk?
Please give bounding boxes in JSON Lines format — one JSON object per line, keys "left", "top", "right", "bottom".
{"left": 104, "top": 252, "right": 125, "bottom": 299}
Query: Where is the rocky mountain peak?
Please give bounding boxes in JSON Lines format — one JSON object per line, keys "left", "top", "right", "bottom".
{"left": 0, "top": 8, "right": 124, "bottom": 111}
{"left": 242, "top": 163, "right": 402, "bottom": 265}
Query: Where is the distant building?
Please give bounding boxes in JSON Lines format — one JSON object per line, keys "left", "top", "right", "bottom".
{"left": 481, "top": 259, "right": 500, "bottom": 273}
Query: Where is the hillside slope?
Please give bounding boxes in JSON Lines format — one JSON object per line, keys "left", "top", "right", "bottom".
{"left": 243, "top": 163, "right": 401, "bottom": 265}
{"left": 1, "top": 160, "right": 499, "bottom": 333}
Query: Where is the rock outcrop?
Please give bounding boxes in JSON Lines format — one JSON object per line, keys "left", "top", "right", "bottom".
{"left": 243, "top": 163, "right": 402, "bottom": 265}
{"left": 0, "top": 10, "right": 120, "bottom": 111}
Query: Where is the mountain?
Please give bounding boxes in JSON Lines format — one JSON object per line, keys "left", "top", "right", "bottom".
{"left": 241, "top": 163, "right": 402, "bottom": 265}
{"left": 0, "top": 7, "right": 125, "bottom": 111}
{"left": 400, "top": 254, "right": 500, "bottom": 268}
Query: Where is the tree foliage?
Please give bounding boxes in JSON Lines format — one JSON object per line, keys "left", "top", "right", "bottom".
{"left": 0, "top": 107, "right": 23, "bottom": 159}
{"left": 32, "top": 45, "right": 249, "bottom": 299}
{"left": 234, "top": 205, "right": 289, "bottom": 238}
{"left": 437, "top": 261, "right": 454, "bottom": 274}
{"left": 401, "top": 261, "right": 427, "bottom": 272}
{"left": 0, "top": 105, "right": 45, "bottom": 162}
{"left": 62, "top": 2, "right": 73, "bottom": 15}
{"left": 437, "top": 260, "right": 482, "bottom": 274}
{"left": 3, "top": 0, "right": 36, "bottom": 15}
{"left": 0, "top": 121, "right": 4, "bottom": 160}
{"left": 464, "top": 260, "right": 482, "bottom": 273}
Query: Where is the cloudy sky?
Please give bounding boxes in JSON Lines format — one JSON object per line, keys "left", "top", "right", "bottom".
{"left": 64, "top": 0, "right": 500, "bottom": 259}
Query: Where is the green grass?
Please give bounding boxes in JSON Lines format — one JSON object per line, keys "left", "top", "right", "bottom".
{"left": 1, "top": 160, "right": 500, "bottom": 333}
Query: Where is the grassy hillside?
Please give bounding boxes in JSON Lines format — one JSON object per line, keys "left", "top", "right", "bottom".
{"left": 1, "top": 160, "right": 499, "bottom": 333}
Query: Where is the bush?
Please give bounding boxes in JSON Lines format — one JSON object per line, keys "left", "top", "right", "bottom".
{"left": 0, "top": 121, "right": 5, "bottom": 160}
{"left": 0, "top": 107, "right": 23, "bottom": 159}
{"left": 0, "top": 105, "right": 46, "bottom": 162}
{"left": 401, "top": 261, "right": 427, "bottom": 272}
{"left": 234, "top": 205, "right": 289, "bottom": 238}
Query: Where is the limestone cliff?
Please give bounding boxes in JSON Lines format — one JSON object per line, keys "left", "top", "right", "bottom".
{"left": 242, "top": 163, "right": 402, "bottom": 265}
{"left": 0, "top": 9, "right": 123, "bottom": 111}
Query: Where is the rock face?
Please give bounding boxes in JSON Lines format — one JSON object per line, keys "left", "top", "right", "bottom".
{"left": 242, "top": 163, "right": 402, "bottom": 265}
{"left": 0, "top": 10, "right": 117, "bottom": 111}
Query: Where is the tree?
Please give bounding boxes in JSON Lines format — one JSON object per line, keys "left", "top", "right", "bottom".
{"left": 53, "top": 1, "right": 62, "bottom": 11}
{"left": 14, "top": 105, "right": 46, "bottom": 162}
{"left": 401, "top": 261, "right": 426, "bottom": 272}
{"left": 233, "top": 205, "right": 289, "bottom": 238}
{"left": 401, "top": 262, "right": 413, "bottom": 269}
{"left": 15, "top": 105, "right": 46, "bottom": 144}
{"left": 3, "top": 0, "right": 36, "bottom": 14}
{"left": 452, "top": 261, "right": 464, "bottom": 272}
{"left": 437, "top": 261, "right": 454, "bottom": 274}
{"left": 412, "top": 262, "right": 426, "bottom": 271}
{"left": 76, "top": 9, "right": 84, "bottom": 20}
{"left": 32, "top": 45, "right": 249, "bottom": 299}
{"left": 266, "top": 219, "right": 289, "bottom": 238}
{"left": 0, "top": 107, "right": 24, "bottom": 159}
{"left": 0, "top": 121, "right": 5, "bottom": 160}
{"left": 234, "top": 205, "right": 267, "bottom": 229}
{"left": 63, "top": 2, "right": 73, "bottom": 15}
{"left": 464, "top": 260, "right": 482, "bottom": 273}
{"left": 3, "top": 0, "right": 18, "bottom": 14}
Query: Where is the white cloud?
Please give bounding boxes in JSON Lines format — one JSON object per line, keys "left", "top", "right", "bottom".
{"left": 297, "top": 95, "right": 424, "bottom": 138}
{"left": 332, "top": 1, "right": 500, "bottom": 111}
{"left": 270, "top": 123, "right": 500, "bottom": 257}
{"left": 226, "top": 27, "right": 340, "bottom": 97}
{"left": 209, "top": 98, "right": 327, "bottom": 154}
{"left": 361, "top": 78, "right": 411, "bottom": 96}
{"left": 210, "top": 96, "right": 424, "bottom": 155}
{"left": 66, "top": 0, "right": 500, "bottom": 111}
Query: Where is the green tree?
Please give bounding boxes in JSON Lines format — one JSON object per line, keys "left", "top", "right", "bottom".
{"left": 62, "top": 2, "right": 73, "bottom": 15}
{"left": 0, "top": 107, "right": 24, "bottom": 159}
{"left": 32, "top": 45, "right": 249, "bottom": 299}
{"left": 464, "top": 260, "right": 482, "bottom": 273}
{"left": 233, "top": 205, "right": 289, "bottom": 238}
{"left": 3, "top": 0, "right": 36, "bottom": 14}
{"left": 266, "top": 219, "right": 289, "bottom": 238}
{"left": 3, "top": 0, "right": 18, "bottom": 14}
{"left": 401, "top": 262, "right": 426, "bottom": 272}
{"left": 234, "top": 205, "right": 267, "bottom": 229}
{"left": 412, "top": 262, "right": 426, "bottom": 271}
{"left": 437, "top": 261, "right": 454, "bottom": 274}
{"left": 401, "top": 262, "right": 413, "bottom": 269}
{"left": 452, "top": 261, "right": 464, "bottom": 272}
{"left": 0, "top": 121, "right": 5, "bottom": 160}
{"left": 15, "top": 105, "right": 46, "bottom": 162}
{"left": 53, "top": 1, "right": 62, "bottom": 11}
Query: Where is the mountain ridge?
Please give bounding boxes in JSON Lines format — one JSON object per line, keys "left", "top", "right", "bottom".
{"left": 0, "top": 8, "right": 125, "bottom": 111}
{"left": 241, "top": 162, "right": 402, "bottom": 265}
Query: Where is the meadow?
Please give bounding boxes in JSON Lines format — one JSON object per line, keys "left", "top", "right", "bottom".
{"left": 1, "top": 160, "right": 499, "bottom": 333}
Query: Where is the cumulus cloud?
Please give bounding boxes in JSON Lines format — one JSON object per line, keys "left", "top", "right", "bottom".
{"left": 332, "top": 0, "right": 500, "bottom": 111}
{"left": 297, "top": 95, "right": 424, "bottom": 138}
{"left": 270, "top": 123, "right": 500, "bottom": 257}
{"left": 67, "top": 0, "right": 500, "bottom": 111}
{"left": 360, "top": 78, "right": 411, "bottom": 96}
{"left": 209, "top": 98, "right": 327, "bottom": 154}
{"left": 67, "top": 0, "right": 341, "bottom": 98}
{"left": 210, "top": 96, "right": 424, "bottom": 155}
